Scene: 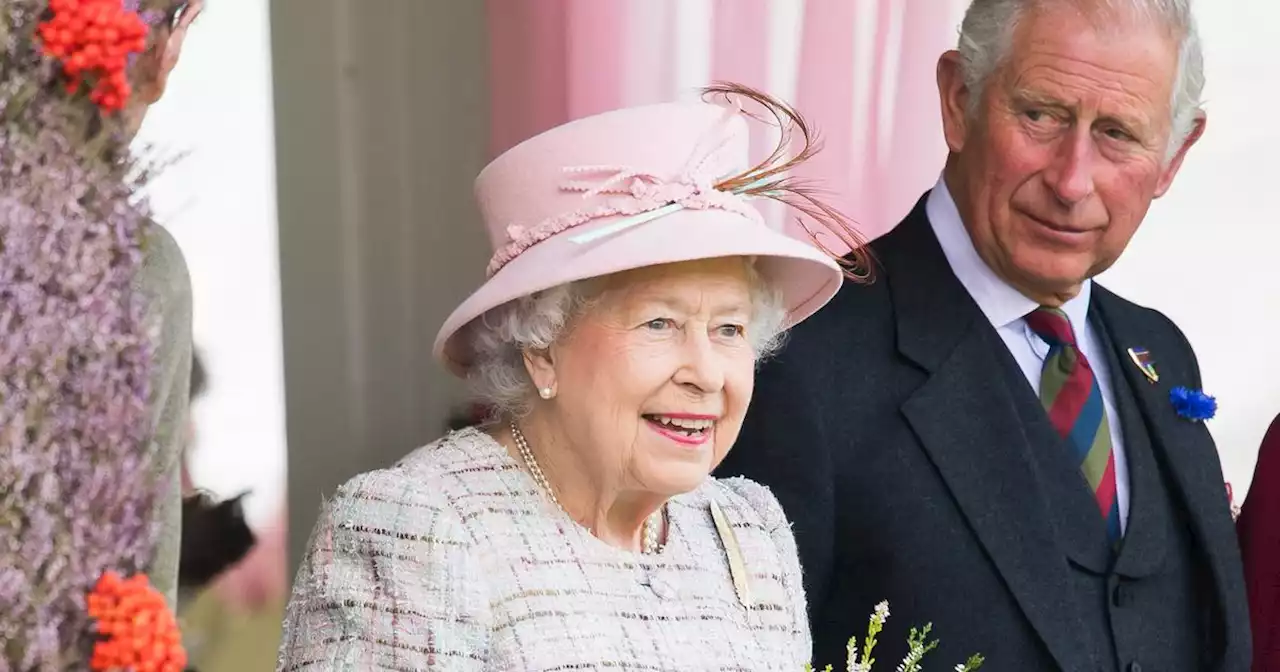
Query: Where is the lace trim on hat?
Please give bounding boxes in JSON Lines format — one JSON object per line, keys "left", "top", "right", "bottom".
{"left": 485, "top": 164, "right": 763, "bottom": 277}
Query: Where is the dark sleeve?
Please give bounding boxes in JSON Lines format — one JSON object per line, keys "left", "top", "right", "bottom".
{"left": 1238, "top": 414, "right": 1280, "bottom": 669}
{"left": 715, "top": 346, "right": 835, "bottom": 624}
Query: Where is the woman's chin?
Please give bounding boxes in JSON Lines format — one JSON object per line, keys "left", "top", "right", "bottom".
{"left": 640, "top": 455, "right": 717, "bottom": 497}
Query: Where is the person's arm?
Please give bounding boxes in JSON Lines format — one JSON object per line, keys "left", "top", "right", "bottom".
{"left": 277, "top": 470, "right": 492, "bottom": 670}
{"left": 1238, "top": 413, "right": 1280, "bottom": 668}
{"left": 715, "top": 349, "right": 835, "bottom": 627}
{"left": 134, "top": 224, "right": 193, "bottom": 606}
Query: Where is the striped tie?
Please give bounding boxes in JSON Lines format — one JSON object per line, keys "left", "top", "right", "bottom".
{"left": 1024, "top": 308, "right": 1121, "bottom": 543}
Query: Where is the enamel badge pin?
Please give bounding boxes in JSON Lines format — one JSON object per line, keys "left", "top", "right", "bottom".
{"left": 1127, "top": 347, "right": 1159, "bottom": 384}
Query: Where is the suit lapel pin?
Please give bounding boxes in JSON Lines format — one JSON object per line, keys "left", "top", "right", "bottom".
{"left": 1126, "top": 347, "right": 1159, "bottom": 384}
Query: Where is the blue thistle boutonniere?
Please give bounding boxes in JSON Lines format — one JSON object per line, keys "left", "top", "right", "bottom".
{"left": 1170, "top": 386, "right": 1216, "bottom": 422}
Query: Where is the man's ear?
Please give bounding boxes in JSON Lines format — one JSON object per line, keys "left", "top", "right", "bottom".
{"left": 1154, "top": 112, "right": 1206, "bottom": 198}
{"left": 937, "top": 50, "right": 971, "bottom": 153}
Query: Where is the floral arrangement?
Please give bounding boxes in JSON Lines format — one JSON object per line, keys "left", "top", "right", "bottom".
{"left": 1, "top": 0, "right": 190, "bottom": 669}
{"left": 805, "top": 602, "right": 984, "bottom": 672}
{"left": 86, "top": 572, "right": 186, "bottom": 671}
{"left": 37, "top": 0, "right": 152, "bottom": 113}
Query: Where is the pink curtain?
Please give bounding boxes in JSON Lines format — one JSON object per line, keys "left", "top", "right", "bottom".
{"left": 882, "top": 0, "right": 953, "bottom": 223}
{"left": 485, "top": 0, "right": 629, "bottom": 158}
{"left": 485, "top": 0, "right": 567, "bottom": 159}
{"left": 790, "top": 0, "right": 863, "bottom": 252}
{"left": 711, "top": 0, "right": 770, "bottom": 165}
{"left": 485, "top": 0, "right": 954, "bottom": 243}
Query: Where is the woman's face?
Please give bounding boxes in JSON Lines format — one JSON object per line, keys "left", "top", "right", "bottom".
{"left": 533, "top": 258, "right": 762, "bottom": 497}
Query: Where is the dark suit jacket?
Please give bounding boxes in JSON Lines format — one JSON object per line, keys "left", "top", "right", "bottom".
{"left": 717, "top": 195, "right": 1250, "bottom": 670}
{"left": 1238, "top": 413, "right": 1280, "bottom": 670}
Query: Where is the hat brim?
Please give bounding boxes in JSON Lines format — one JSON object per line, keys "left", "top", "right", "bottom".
{"left": 433, "top": 209, "right": 842, "bottom": 376}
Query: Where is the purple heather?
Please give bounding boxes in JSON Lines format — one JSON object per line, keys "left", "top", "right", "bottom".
{"left": 1, "top": 0, "right": 189, "bottom": 669}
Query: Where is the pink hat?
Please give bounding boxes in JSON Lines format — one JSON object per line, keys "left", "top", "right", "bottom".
{"left": 434, "top": 90, "right": 854, "bottom": 376}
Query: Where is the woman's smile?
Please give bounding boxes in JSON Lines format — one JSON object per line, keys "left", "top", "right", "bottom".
{"left": 642, "top": 413, "right": 717, "bottom": 447}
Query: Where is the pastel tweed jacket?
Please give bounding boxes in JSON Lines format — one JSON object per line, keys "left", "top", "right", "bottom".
{"left": 277, "top": 427, "right": 811, "bottom": 671}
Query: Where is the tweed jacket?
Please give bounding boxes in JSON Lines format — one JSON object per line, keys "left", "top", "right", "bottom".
{"left": 277, "top": 427, "right": 810, "bottom": 671}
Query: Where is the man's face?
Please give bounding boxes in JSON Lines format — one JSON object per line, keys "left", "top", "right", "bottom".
{"left": 938, "top": 5, "right": 1204, "bottom": 305}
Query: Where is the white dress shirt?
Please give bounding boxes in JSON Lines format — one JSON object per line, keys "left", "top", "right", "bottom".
{"left": 925, "top": 177, "right": 1130, "bottom": 532}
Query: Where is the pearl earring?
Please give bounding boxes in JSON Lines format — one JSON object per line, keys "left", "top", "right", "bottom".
{"left": 539, "top": 387, "right": 553, "bottom": 399}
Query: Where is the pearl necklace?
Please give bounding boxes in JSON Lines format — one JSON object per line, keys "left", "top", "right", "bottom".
{"left": 510, "top": 422, "right": 664, "bottom": 554}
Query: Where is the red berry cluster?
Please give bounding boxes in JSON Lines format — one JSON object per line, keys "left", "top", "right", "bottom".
{"left": 86, "top": 571, "right": 188, "bottom": 672}
{"left": 37, "top": 0, "right": 151, "bottom": 113}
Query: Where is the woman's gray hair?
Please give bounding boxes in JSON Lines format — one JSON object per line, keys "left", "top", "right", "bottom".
{"left": 464, "top": 259, "right": 787, "bottom": 418}
{"left": 956, "top": 0, "right": 1204, "bottom": 161}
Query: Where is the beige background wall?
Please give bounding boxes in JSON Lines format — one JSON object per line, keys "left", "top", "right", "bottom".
{"left": 271, "top": 0, "right": 491, "bottom": 570}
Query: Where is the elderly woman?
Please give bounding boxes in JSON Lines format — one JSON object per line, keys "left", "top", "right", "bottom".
{"left": 277, "top": 84, "right": 866, "bottom": 670}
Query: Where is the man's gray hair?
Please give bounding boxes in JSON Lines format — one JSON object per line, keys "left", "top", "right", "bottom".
{"left": 464, "top": 259, "right": 788, "bottom": 419}
{"left": 957, "top": 0, "right": 1204, "bottom": 160}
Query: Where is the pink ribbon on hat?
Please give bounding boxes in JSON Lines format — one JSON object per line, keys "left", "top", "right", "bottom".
{"left": 485, "top": 105, "right": 764, "bottom": 277}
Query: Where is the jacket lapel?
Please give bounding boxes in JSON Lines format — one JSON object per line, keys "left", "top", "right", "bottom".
{"left": 884, "top": 200, "right": 1095, "bottom": 671}
{"left": 1089, "top": 289, "right": 1230, "bottom": 533}
{"left": 1090, "top": 288, "right": 1249, "bottom": 659}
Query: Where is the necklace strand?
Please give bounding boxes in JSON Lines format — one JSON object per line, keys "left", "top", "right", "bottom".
{"left": 510, "top": 422, "right": 663, "bottom": 554}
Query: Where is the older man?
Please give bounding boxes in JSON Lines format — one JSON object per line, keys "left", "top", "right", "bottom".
{"left": 717, "top": 1, "right": 1250, "bottom": 670}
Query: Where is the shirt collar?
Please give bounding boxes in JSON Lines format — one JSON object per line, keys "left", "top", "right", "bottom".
{"left": 925, "top": 175, "right": 1092, "bottom": 332}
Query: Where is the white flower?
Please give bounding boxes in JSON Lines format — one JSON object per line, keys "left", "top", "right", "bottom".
{"left": 872, "top": 601, "right": 890, "bottom": 624}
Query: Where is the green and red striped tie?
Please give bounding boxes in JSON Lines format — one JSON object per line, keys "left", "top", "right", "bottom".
{"left": 1025, "top": 307, "right": 1121, "bottom": 543}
